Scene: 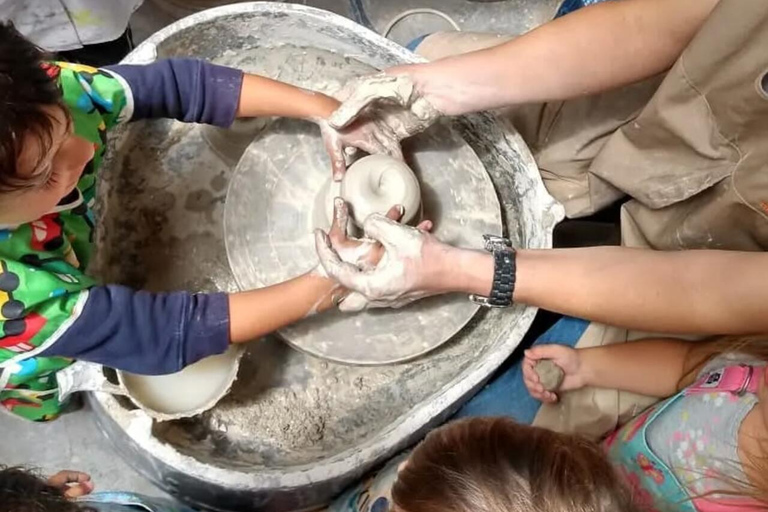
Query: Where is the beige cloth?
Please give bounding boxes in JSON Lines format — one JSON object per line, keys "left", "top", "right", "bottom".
{"left": 417, "top": 0, "right": 768, "bottom": 438}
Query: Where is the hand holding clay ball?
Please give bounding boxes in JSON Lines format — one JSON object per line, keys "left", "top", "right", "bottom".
{"left": 324, "top": 154, "right": 421, "bottom": 228}
{"left": 534, "top": 360, "right": 566, "bottom": 392}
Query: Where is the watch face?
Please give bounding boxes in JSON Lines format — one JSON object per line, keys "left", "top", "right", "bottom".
{"left": 483, "top": 235, "right": 512, "bottom": 252}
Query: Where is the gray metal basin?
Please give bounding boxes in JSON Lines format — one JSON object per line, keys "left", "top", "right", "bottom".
{"left": 89, "top": 3, "right": 563, "bottom": 511}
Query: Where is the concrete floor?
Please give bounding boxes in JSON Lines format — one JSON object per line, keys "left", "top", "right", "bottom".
{"left": 0, "top": 0, "right": 559, "bottom": 505}
{"left": 1, "top": 400, "right": 165, "bottom": 498}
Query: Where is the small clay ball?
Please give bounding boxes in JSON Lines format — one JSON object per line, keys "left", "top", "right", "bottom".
{"left": 534, "top": 359, "right": 565, "bottom": 392}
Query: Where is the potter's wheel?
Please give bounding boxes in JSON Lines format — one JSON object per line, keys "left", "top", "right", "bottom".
{"left": 225, "top": 118, "right": 502, "bottom": 365}
{"left": 94, "top": 6, "right": 562, "bottom": 511}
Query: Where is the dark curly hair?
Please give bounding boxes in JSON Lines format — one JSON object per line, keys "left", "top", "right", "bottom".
{"left": 0, "top": 22, "right": 67, "bottom": 193}
{"left": 0, "top": 466, "right": 85, "bottom": 512}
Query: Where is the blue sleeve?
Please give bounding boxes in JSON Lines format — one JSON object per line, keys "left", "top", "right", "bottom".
{"left": 40, "top": 285, "right": 230, "bottom": 375}
{"left": 104, "top": 58, "right": 243, "bottom": 127}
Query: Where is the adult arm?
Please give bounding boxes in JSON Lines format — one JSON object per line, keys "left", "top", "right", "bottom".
{"left": 326, "top": 0, "right": 719, "bottom": 160}
{"left": 512, "top": 247, "right": 768, "bottom": 335}
{"left": 396, "top": 0, "right": 720, "bottom": 114}
{"left": 445, "top": 246, "right": 768, "bottom": 334}
{"left": 317, "top": 216, "right": 768, "bottom": 335}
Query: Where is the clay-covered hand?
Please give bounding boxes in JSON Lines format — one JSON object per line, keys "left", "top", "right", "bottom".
{"left": 319, "top": 118, "right": 403, "bottom": 182}
{"left": 313, "top": 198, "right": 408, "bottom": 311}
{"left": 522, "top": 345, "right": 587, "bottom": 404}
{"left": 324, "top": 73, "right": 442, "bottom": 176}
{"left": 315, "top": 213, "right": 439, "bottom": 311}
{"left": 316, "top": 198, "right": 389, "bottom": 276}
{"left": 47, "top": 470, "right": 94, "bottom": 498}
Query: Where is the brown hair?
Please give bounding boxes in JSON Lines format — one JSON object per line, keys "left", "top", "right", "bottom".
{"left": 0, "top": 466, "right": 85, "bottom": 512}
{"left": 0, "top": 22, "right": 67, "bottom": 193}
{"left": 392, "top": 417, "right": 639, "bottom": 512}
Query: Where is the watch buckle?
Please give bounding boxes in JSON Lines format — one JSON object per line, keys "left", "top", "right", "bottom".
{"left": 469, "top": 294, "right": 507, "bottom": 308}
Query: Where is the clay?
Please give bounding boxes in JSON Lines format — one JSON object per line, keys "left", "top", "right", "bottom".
{"left": 340, "top": 154, "right": 421, "bottom": 227}
{"left": 534, "top": 359, "right": 565, "bottom": 392}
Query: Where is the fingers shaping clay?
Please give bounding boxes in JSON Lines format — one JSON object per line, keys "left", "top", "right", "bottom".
{"left": 341, "top": 154, "right": 421, "bottom": 227}
{"left": 534, "top": 359, "right": 565, "bottom": 392}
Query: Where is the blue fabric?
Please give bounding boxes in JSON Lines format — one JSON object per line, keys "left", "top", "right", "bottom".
{"left": 106, "top": 58, "right": 243, "bottom": 128}
{"left": 555, "top": 0, "right": 611, "bottom": 18}
{"left": 454, "top": 317, "right": 589, "bottom": 422}
{"left": 41, "top": 286, "right": 230, "bottom": 375}
{"left": 406, "top": 34, "right": 430, "bottom": 52}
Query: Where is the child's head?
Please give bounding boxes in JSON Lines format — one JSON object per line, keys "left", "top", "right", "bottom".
{"left": 392, "top": 417, "right": 638, "bottom": 512}
{"left": 0, "top": 466, "right": 83, "bottom": 512}
{"left": 0, "top": 22, "right": 95, "bottom": 225}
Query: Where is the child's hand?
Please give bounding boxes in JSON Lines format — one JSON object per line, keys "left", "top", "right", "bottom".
{"left": 315, "top": 198, "right": 433, "bottom": 312}
{"left": 324, "top": 197, "right": 392, "bottom": 271}
{"left": 522, "top": 345, "right": 587, "bottom": 403}
{"left": 47, "top": 470, "right": 94, "bottom": 498}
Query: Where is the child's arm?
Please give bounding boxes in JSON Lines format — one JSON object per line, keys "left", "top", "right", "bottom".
{"left": 522, "top": 338, "right": 715, "bottom": 403}
{"left": 36, "top": 201, "right": 387, "bottom": 375}
{"left": 228, "top": 271, "right": 338, "bottom": 343}
{"left": 234, "top": 73, "right": 338, "bottom": 120}
{"left": 104, "top": 58, "right": 337, "bottom": 125}
{"left": 38, "top": 270, "right": 340, "bottom": 375}
{"left": 46, "top": 471, "right": 94, "bottom": 499}
{"left": 104, "top": 59, "right": 396, "bottom": 177}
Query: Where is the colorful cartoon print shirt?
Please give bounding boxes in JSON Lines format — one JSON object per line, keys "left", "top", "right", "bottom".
{"left": 0, "top": 58, "right": 243, "bottom": 421}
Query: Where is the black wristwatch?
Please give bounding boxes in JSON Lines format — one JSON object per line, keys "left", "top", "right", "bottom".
{"left": 469, "top": 235, "right": 516, "bottom": 308}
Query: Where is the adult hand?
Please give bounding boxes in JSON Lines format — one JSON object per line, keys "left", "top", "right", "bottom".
{"left": 315, "top": 213, "right": 442, "bottom": 311}
{"left": 47, "top": 470, "right": 94, "bottom": 498}
{"left": 324, "top": 73, "right": 442, "bottom": 178}
{"left": 522, "top": 345, "right": 587, "bottom": 403}
{"left": 316, "top": 199, "right": 428, "bottom": 311}
{"left": 318, "top": 198, "right": 395, "bottom": 274}
{"left": 319, "top": 119, "right": 403, "bottom": 181}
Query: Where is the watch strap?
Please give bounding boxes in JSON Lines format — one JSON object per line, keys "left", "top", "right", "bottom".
{"left": 470, "top": 235, "right": 516, "bottom": 308}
